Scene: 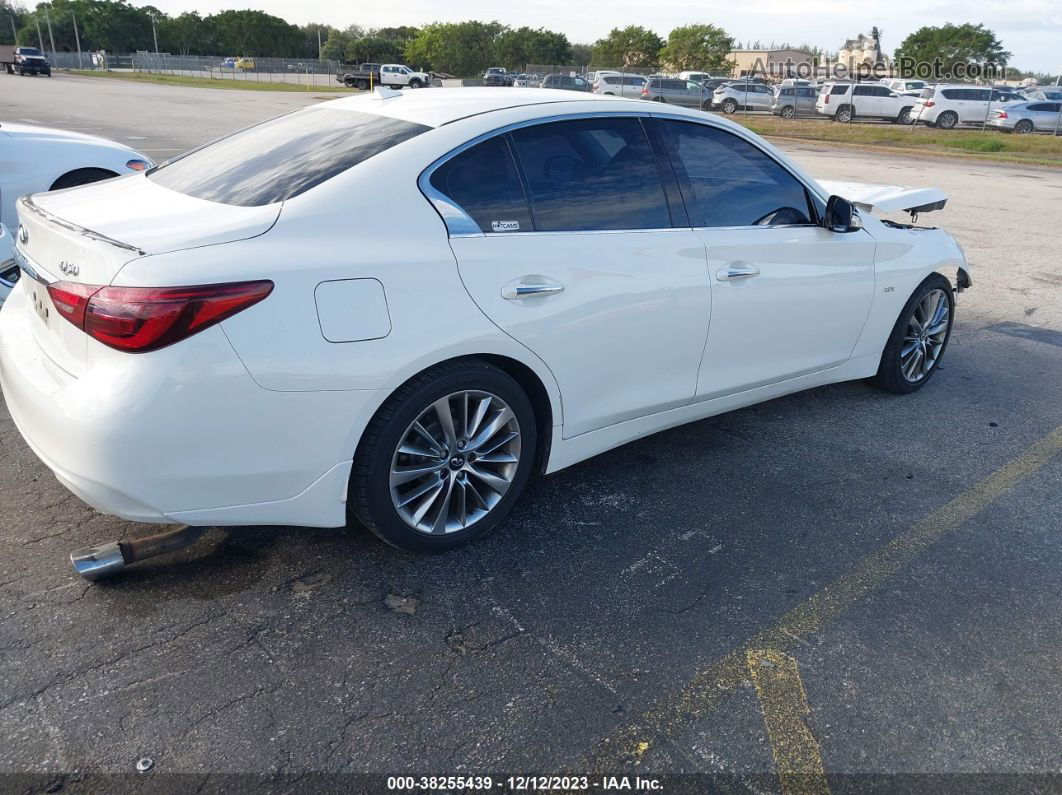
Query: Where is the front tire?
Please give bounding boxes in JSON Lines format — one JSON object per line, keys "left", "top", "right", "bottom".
{"left": 408, "top": 78, "right": 423, "bottom": 88}
{"left": 897, "top": 106, "right": 913, "bottom": 125}
{"left": 873, "top": 274, "right": 954, "bottom": 394}
{"left": 349, "top": 360, "right": 537, "bottom": 553}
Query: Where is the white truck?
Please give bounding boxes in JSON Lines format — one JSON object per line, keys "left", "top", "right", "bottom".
{"left": 337, "top": 63, "right": 433, "bottom": 90}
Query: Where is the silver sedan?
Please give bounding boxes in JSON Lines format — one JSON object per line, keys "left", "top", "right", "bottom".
{"left": 986, "top": 101, "right": 1062, "bottom": 134}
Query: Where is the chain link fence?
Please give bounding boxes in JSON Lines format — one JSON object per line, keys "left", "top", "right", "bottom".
{"left": 47, "top": 51, "right": 344, "bottom": 87}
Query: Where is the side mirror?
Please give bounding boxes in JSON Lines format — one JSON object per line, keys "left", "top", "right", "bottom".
{"left": 823, "top": 195, "right": 858, "bottom": 233}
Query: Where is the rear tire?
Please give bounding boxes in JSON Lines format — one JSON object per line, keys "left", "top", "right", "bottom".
{"left": 835, "top": 105, "right": 853, "bottom": 123}
{"left": 936, "top": 111, "right": 958, "bottom": 130}
{"left": 722, "top": 98, "right": 738, "bottom": 114}
{"left": 349, "top": 359, "right": 537, "bottom": 553}
{"left": 780, "top": 105, "right": 795, "bottom": 119}
{"left": 357, "top": 79, "right": 368, "bottom": 90}
{"left": 1014, "top": 119, "right": 1034, "bottom": 134}
{"left": 50, "top": 168, "right": 118, "bottom": 190}
{"left": 873, "top": 273, "right": 954, "bottom": 395}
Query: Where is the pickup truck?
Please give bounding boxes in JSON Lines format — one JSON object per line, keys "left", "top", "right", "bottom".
{"left": 337, "top": 62, "right": 432, "bottom": 90}
{"left": 1, "top": 45, "right": 52, "bottom": 76}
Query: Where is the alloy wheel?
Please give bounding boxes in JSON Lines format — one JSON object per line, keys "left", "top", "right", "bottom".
{"left": 389, "top": 390, "right": 522, "bottom": 534}
{"left": 781, "top": 106, "right": 795, "bottom": 119}
{"left": 900, "top": 288, "right": 949, "bottom": 382}
{"left": 1015, "top": 120, "right": 1034, "bottom": 134}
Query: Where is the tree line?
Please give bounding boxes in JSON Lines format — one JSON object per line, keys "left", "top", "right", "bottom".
{"left": 2, "top": 2, "right": 1019, "bottom": 80}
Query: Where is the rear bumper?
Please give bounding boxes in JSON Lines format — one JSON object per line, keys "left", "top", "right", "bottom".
{"left": 985, "top": 119, "right": 1016, "bottom": 131}
{"left": 0, "top": 282, "right": 386, "bottom": 527}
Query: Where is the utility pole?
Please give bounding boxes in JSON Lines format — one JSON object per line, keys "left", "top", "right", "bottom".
{"left": 148, "top": 11, "right": 158, "bottom": 55}
{"left": 43, "top": 4, "right": 55, "bottom": 59}
{"left": 72, "top": 9, "right": 82, "bottom": 69}
{"left": 35, "top": 16, "right": 44, "bottom": 53}
{"left": 10, "top": 14, "right": 17, "bottom": 45}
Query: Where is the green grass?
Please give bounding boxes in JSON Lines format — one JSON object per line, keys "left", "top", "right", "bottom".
{"left": 733, "top": 116, "right": 1062, "bottom": 167}
{"left": 64, "top": 69, "right": 354, "bottom": 93}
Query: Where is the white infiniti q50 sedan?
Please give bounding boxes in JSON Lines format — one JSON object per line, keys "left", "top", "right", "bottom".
{"left": 0, "top": 88, "right": 971, "bottom": 553}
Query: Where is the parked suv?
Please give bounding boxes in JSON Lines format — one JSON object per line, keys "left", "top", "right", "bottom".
{"left": 772, "top": 85, "right": 818, "bottom": 118}
{"left": 815, "top": 82, "right": 915, "bottom": 124}
{"left": 712, "top": 82, "right": 775, "bottom": 113}
{"left": 641, "top": 77, "right": 714, "bottom": 107}
{"left": 593, "top": 73, "right": 647, "bottom": 97}
{"left": 540, "top": 74, "right": 590, "bottom": 92}
{"left": 911, "top": 85, "right": 1025, "bottom": 128}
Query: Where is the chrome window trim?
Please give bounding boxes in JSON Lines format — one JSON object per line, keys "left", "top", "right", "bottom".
{"left": 418, "top": 108, "right": 828, "bottom": 238}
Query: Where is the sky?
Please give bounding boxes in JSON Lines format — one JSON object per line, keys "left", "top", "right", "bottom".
{"left": 141, "top": 0, "right": 1062, "bottom": 74}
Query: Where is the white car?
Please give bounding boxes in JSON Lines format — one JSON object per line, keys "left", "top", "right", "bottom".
{"left": 712, "top": 82, "right": 775, "bottom": 113}
{"left": 1, "top": 89, "right": 970, "bottom": 555}
{"left": 0, "top": 123, "right": 153, "bottom": 301}
{"left": 880, "top": 78, "right": 929, "bottom": 97}
{"left": 911, "top": 84, "right": 1026, "bottom": 129}
{"left": 816, "top": 82, "right": 915, "bottom": 124}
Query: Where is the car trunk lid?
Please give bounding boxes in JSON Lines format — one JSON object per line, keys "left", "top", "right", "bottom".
{"left": 12, "top": 175, "right": 279, "bottom": 376}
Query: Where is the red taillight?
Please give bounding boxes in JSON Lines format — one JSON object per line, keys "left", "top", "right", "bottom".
{"left": 924, "top": 100, "right": 935, "bottom": 108}
{"left": 824, "top": 95, "right": 830, "bottom": 104}
{"left": 46, "top": 282, "right": 100, "bottom": 327}
{"left": 641, "top": 86, "right": 649, "bottom": 95}
{"left": 47, "top": 280, "right": 273, "bottom": 352}
{"left": 996, "top": 110, "right": 1007, "bottom": 119}
{"left": 126, "top": 159, "right": 150, "bottom": 172}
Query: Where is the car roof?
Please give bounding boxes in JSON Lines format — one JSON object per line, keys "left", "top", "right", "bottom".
{"left": 322, "top": 88, "right": 612, "bottom": 128}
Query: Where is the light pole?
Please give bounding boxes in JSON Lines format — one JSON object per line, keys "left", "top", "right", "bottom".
{"left": 43, "top": 3, "right": 56, "bottom": 60}
{"left": 72, "top": 9, "right": 82, "bottom": 69}
{"left": 148, "top": 11, "right": 158, "bottom": 55}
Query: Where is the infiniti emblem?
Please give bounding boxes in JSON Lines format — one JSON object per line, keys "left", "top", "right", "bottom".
{"left": 17, "top": 225, "right": 28, "bottom": 245}
{"left": 59, "top": 260, "right": 79, "bottom": 277}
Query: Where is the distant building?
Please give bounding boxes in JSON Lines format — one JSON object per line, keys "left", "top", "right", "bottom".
{"left": 727, "top": 48, "right": 814, "bottom": 79}
{"left": 838, "top": 29, "right": 887, "bottom": 69}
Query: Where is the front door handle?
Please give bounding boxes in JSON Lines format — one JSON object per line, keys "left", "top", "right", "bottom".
{"left": 501, "top": 281, "right": 565, "bottom": 300}
{"left": 716, "top": 264, "right": 760, "bottom": 281}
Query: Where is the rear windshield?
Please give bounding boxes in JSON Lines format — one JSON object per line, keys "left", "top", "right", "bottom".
{"left": 148, "top": 107, "right": 429, "bottom": 206}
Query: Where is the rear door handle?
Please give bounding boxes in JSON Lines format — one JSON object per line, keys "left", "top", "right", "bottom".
{"left": 501, "top": 281, "right": 565, "bottom": 300}
{"left": 716, "top": 265, "right": 760, "bottom": 281}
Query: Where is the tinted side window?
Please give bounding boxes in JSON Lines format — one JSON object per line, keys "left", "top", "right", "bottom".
{"left": 510, "top": 118, "right": 670, "bottom": 232}
{"left": 941, "top": 89, "right": 960, "bottom": 99}
{"left": 623, "top": 76, "right": 644, "bottom": 86}
{"left": 853, "top": 85, "right": 873, "bottom": 96}
{"left": 657, "top": 120, "right": 812, "bottom": 228}
{"left": 429, "top": 136, "right": 532, "bottom": 234}
{"left": 970, "top": 89, "right": 991, "bottom": 101}
{"left": 874, "top": 85, "right": 892, "bottom": 96}
{"left": 831, "top": 85, "right": 850, "bottom": 95}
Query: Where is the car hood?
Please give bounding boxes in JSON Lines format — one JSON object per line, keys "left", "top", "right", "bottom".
{"left": 0, "top": 122, "right": 138, "bottom": 153}
{"left": 818, "top": 180, "right": 948, "bottom": 214}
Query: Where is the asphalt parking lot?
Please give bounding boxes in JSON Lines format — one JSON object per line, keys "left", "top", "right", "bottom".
{"left": 2, "top": 74, "right": 1061, "bottom": 791}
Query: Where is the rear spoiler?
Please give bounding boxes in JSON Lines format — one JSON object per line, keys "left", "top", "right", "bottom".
{"left": 18, "top": 195, "right": 146, "bottom": 256}
{"left": 818, "top": 180, "right": 948, "bottom": 217}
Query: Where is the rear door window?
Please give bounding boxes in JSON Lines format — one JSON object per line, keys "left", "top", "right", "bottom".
{"left": 428, "top": 136, "right": 532, "bottom": 234}
{"left": 148, "top": 107, "right": 428, "bottom": 206}
{"left": 509, "top": 118, "right": 671, "bottom": 232}
{"left": 831, "top": 85, "right": 850, "bottom": 95}
{"left": 657, "top": 120, "right": 812, "bottom": 228}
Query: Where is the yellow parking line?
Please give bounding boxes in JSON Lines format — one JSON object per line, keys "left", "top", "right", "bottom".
{"left": 587, "top": 424, "right": 1062, "bottom": 770}
{"left": 747, "top": 649, "right": 829, "bottom": 795}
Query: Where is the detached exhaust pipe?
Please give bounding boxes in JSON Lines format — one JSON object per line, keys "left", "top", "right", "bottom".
{"left": 70, "top": 526, "right": 207, "bottom": 581}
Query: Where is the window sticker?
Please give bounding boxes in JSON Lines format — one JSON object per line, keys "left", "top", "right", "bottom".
{"left": 491, "top": 220, "right": 521, "bottom": 232}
